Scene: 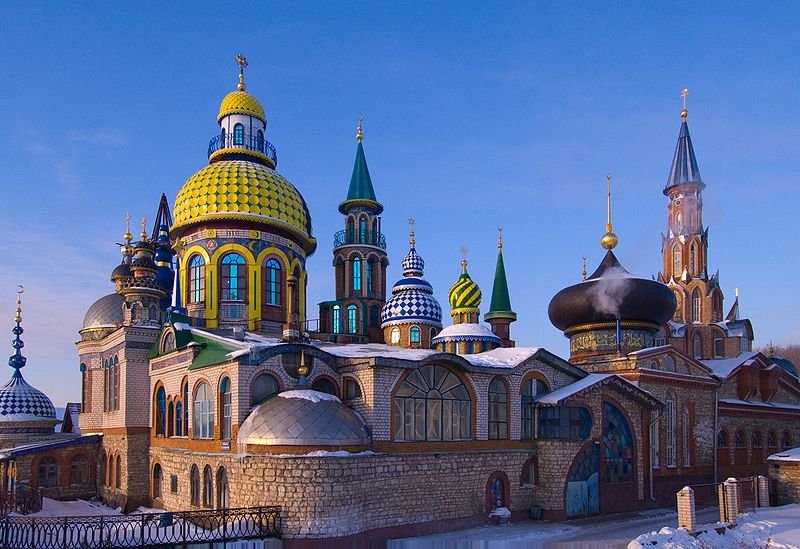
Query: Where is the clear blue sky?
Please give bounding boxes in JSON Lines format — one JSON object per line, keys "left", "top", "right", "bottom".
{"left": 1, "top": 3, "right": 798, "bottom": 407}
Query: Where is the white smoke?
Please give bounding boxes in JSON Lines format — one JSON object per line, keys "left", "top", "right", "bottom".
{"left": 587, "top": 266, "right": 634, "bottom": 318}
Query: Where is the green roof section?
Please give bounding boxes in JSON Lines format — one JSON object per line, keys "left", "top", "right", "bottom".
{"left": 339, "top": 141, "right": 383, "bottom": 214}
{"left": 485, "top": 247, "right": 517, "bottom": 321}
{"left": 147, "top": 313, "right": 243, "bottom": 370}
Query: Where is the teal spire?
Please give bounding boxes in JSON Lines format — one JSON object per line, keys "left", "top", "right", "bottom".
{"left": 485, "top": 230, "right": 516, "bottom": 321}
{"left": 339, "top": 116, "right": 383, "bottom": 214}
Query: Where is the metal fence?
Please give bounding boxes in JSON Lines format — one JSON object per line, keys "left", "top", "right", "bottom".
{"left": 0, "top": 486, "right": 41, "bottom": 516}
{"left": 0, "top": 505, "right": 281, "bottom": 548}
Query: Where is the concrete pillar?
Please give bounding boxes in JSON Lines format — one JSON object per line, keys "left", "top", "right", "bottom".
{"left": 677, "top": 486, "right": 696, "bottom": 531}
{"left": 756, "top": 475, "right": 770, "bottom": 508}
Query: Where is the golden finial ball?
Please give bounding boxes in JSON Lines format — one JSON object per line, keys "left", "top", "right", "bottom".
{"left": 601, "top": 231, "right": 619, "bottom": 250}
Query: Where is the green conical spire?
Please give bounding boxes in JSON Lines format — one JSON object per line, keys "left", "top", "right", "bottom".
{"left": 485, "top": 230, "right": 517, "bottom": 321}
{"left": 338, "top": 117, "right": 383, "bottom": 214}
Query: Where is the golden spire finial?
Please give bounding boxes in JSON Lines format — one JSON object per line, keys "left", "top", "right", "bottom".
{"left": 497, "top": 227, "right": 503, "bottom": 252}
{"left": 768, "top": 340, "right": 775, "bottom": 356}
{"left": 357, "top": 113, "right": 364, "bottom": 143}
{"left": 124, "top": 212, "right": 132, "bottom": 244}
{"left": 680, "top": 88, "right": 689, "bottom": 120}
{"left": 600, "top": 173, "right": 619, "bottom": 250}
{"left": 408, "top": 217, "right": 416, "bottom": 248}
{"left": 582, "top": 256, "right": 587, "bottom": 281}
{"left": 236, "top": 53, "right": 248, "bottom": 91}
{"left": 140, "top": 217, "right": 147, "bottom": 240}
{"left": 460, "top": 246, "right": 469, "bottom": 274}
{"left": 14, "top": 286, "right": 23, "bottom": 324}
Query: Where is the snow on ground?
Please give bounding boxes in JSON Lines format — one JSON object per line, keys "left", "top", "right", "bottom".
{"left": 23, "top": 498, "right": 124, "bottom": 517}
{"left": 629, "top": 504, "right": 800, "bottom": 549}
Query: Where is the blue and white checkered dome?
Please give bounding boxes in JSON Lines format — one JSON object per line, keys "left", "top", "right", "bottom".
{"left": 401, "top": 247, "right": 425, "bottom": 277}
{"left": 0, "top": 374, "right": 57, "bottom": 423}
{"left": 382, "top": 245, "right": 442, "bottom": 328}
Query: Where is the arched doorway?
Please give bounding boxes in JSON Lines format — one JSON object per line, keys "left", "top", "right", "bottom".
{"left": 601, "top": 401, "right": 636, "bottom": 514}
{"left": 566, "top": 442, "right": 600, "bottom": 517}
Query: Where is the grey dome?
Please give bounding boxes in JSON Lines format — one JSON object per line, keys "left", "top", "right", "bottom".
{"left": 82, "top": 293, "right": 124, "bottom": 331}
{"left": 238, "top": 390, "right": 371, "bottom": 447}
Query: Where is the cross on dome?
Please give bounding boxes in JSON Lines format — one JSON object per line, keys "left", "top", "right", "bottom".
{"left": 236, "top": 53, "right": 248, "bottom": 91}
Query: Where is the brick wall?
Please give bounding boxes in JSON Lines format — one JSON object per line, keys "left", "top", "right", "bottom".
{"left": 769, "top": 461, "right": 800, "bottom": 505}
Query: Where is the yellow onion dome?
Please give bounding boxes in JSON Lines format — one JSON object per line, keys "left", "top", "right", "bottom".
{"left": 448, "top": 260, "right": 482, "bottom": 312}
{"left": 171, "top": 159, "right": 316, "bottom": 254}
{"left": 218, "top": 90, "right": 266, "bottom": 123}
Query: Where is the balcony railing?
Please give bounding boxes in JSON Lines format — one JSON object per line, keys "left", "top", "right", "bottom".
{"left": 208, "top": 133, "right": 278, "bottom": 166}
{"left": 333, "top": 229, "right": 386, "bottom": 250}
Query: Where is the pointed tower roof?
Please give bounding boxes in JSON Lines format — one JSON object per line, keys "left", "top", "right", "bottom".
{"left": 485, "top": 230, "right": 516, "bottom": 322}
{"left": 664, "top": 90, "right": 704, "bottom": 194}
{"left": 339, "top": 117, "right": 383, "bottom": 214}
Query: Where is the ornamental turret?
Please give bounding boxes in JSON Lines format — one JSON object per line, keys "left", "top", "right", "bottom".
{"left": 318, "top": 116, "right": 388, "bottom": 343}
{"left": 432, "top": 251, "right": 500, "bottom": 354}
{"left": 118, "top": 216, "right": 167, "bottom": 326}
{"left": 381, "top": 220, "right": 442, "bottom": 348}
{"left": 485, "top": 229, "right": 517, "bottom": 347}
{"left": 170, "top": 55, "right": 315, "bottom": 334}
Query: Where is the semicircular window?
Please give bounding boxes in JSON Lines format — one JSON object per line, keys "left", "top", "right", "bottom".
{"left": 393, "top": 364, "right": 471, "bottom": 442}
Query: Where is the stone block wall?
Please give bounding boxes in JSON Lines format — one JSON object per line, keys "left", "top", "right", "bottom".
{"left": 769, "top": 461, "right": 800, "bottom": 505}
{"left": 150, "top": 446, "right": 535, "bottom": 539}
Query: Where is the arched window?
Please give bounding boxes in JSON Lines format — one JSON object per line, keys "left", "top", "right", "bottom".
{"left": 233, "top": 123, "right": 244, "bottom": 146}
{"left": 369, "top": 305, "right": 379, "bottom": 327}
{"left": 252, "top": 373, "right": 279, "bottom": 406}
{"left": 203, "top": 465, "right": 213, "bottom": 508}
{"left": 359, "top": 216, "right": 367, "bottom": 244}
{"left": 673, "top": 291, "right": 683, "bottom": 321}
{"left": 768, "top": 430, "right": 777, "bottom": 448}
{"left": 344, "top": 378, "right": 362, "bottom": 400}
{"left": 346, "top": 217, "right": 355, "bottom": 242}
{"left": 220, "top": 377, "right": 232, "bottom": 440}
{"left": 193, "top": 382, "right": 214, "bottom": 439}
{"left": 352, "top": 257, "right": 362, "bottom": 292}
{"left": 604, "top": 402, "right": 634, "bottom": 482}
{"left": 265, "top": 259, "right": 281, "bottom": 306}
{"left": 38, "top": 457, "right": 58, "bottom": 488}
{"left": 655, "top": 328, "right": 666, "bottom": 347}
{"left": 649, "top": 360, "right": 660, "bottom": 371}
{"left": 332, "top": 305, "right": 341, "bottom": 334}
{"left": 155, "top": 387, "right": 166, "bottom": 436}
{"left": 430, "top": 327, "right": 437, "bottom": 342}
{"left": 80, "top": 363, "right": 89, "bottom": 413}
{"left": 693, "top": 334, "right": 702, "bottom": 359}
{"left": 676, "top": 212, "right": 683, "bottom": 233}
{"left": 690, "top": 245, "right": 696, "bottom": 275}
{"left": 113, "top": 356, "right": 119, "bottom": 411}
{"left": 190, "top": 465, "right": 200, "bottom": 506}
{"left": 188, "top": 255, "right": 205, "bottom": 304}
{"left": 488, "top": 378, "right": 508, "bottom": 440}
{"left": 152, "top": 464, "right": 162, "bottom": 499}
{"left": 410, "top": 326, "right": 421, "bottom": 345}
{"left": 664, "top": 356, "right": 675, "bottom": 372}
{"left": 162, "top": 332, "right": 176, "bottom": 353}
{"left": 183, "top": 381, "right": 189, "bottom": 434}
{"left": 255, "top": 129, "right": 264, "bottom": 151}
{"left": 175, "top": 401, "right": 183, "bottom": 436}
{"left": 665, "top": 393, "right": 676, "bottom": 466}
{"left": 692, "top": 289, "right": 701, "bottom": 322}
{"left": 390, "top": 327, "right": 400, "bottom": 345}
{"left": 366, "top": 259, "right": 375, "bottom": 297}
{"left": 717, "top": 429, "right": 729, "bottom": 448}
{"left": 734, "top": 430, "right": 745, "bottom": 448}
{"left": 751, "top": 431, "right": 762, "bottom": 448}
{"left": 781, "top": 430, "right": 791, "bottom": 448}
{"left": 99, "top": 452, "right": 106, "bottom": 487}
{"left": 714, "top": 333, "right": 724, "bottom": 358}
{"left": 311, "top": 377, "right": 337, "bottom": 396}
{"left": 220, "top": 128, "right": 226, "bottom": 146}
{"left": 217, "top": 467, "right": 229, "bottom": 509}
{"left": 106, "top": 453, "right": 113, "bottom": 487}
{"left": 682, "top": 409, "right": 691, "bottom": 467}
{"left": 673, "top": 246, "right": 682, "bottom": 275}
{"left": 392, "top": 364, "right": 472, "bottom": 441}
{"left": 103, "top": 359, "right": 110, "bottom": 412}
{"left": 167, "top": 402, "right": 174, "bottom": 437}
{"left": 115, "top": 455, "right": 121, "bottom": 489}
{"left": 521, "top": 376, "right": 550, "bottom": 440}
{"left": 651, "top": 417, "right": 660, "bottom": 468}
{"left": 539, "top": 407, "right": 592, "bottom": 439}
{"left": 69, "top": 455, "right": 89, "bottom": 485}
{"left": 347, "top": 304, "right": 358, "bottom": 334}
{"left": 220, "top": 253, "right": 246, "bottom": 301}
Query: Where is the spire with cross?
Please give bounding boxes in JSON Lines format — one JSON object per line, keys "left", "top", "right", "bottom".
{"left": 236, "top": 53, "right": 248, "bottom": 91}
{"left": 681, "top": 88, "right": 689, "bottom": 119}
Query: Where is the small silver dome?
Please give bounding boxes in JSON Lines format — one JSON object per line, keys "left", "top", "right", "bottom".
{"left": 82, "top": 293, "right": 124, "bottom": 331}
{"left": 238, "top": 390, "right": 371, "bottom": 447}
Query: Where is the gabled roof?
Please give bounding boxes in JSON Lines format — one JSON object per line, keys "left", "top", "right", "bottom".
{"left": 339, "top": 142, "right": 383, "bottom": 214}
{"left": 536, "top": 373, "right": 661, "bottom": 409}
{"left": 664, "top": 118, "right": 704, "bottom": 193}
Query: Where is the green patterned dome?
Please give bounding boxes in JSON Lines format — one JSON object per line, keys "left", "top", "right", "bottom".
{"left": 448, "top": 261, "right": 482, "bottom": 312}
{"left": 171, "top": 160, "right": 316, "bottom": 253}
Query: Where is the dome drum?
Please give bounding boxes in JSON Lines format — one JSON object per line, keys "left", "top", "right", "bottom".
{"left": 208, "top": 133, "right": 277, "bottom": 168}
{"left": 566, "top": 320, "right": 659, "bottom": 360}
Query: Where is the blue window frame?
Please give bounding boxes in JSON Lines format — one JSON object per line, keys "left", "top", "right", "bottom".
{"left": 333, "top": 305, "right": 341, "bottom": 334}
{"left": 410, "top": 326, "right": 420, "bottom": 344}
{"left": 359, "top": 217, "right": 367, "bottom": 244}
{"left": 221, "top": 253, "right": 246, "bottom": 301}
{"left": 188, "top": 255, "right": 205, "bottom": 304}
{"left": 347, "top": 304, "right": 358, "bottom": 334}
{"left": 155, "top": 387, "right": 166, "bottom": 436}
{"left": 366, "top": 260, "right": 374, "bottom": 297}
{"left": 233, "top": 123, "right": 244, "bottom": 146}
{"left": 265, "top": 259, "right": 281, "bottom": 306}
{"left": 256, "top": 129, "right": 264, "bottom": 150}
{"left": 538, "top": 406, "right": 592, "bottom": 440}
{"left": 353, "top": 257, "right": 361, "bottom": 291}
{"left": 175, "top": 401, "right": 183, "bottom": 436}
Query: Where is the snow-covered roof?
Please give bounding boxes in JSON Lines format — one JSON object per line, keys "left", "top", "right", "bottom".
{"left": 460, "top": 347, "right": 540, "bottom": 368}
{"left": 719, "top": 398, "right": 800, "bottom": 411}
{"left": 313, "top": 342, "right": 436, "bottom": 361}
{"left": 277, "top": 390, "right": 341, "bottom": 404}
{"left": 431, "top": 322, "right": 501, "bottom": 343}
{"left": 768, "top": 446, "right": 800, "bottom": 463}
{"left": 628, "top": 345, "right": 674, "bottom": 356}
{"left": 701, "top": 351, "right": 759, "bottom": 379}
{"left": 536, "top": 374, "right": 614, "bottom": 404}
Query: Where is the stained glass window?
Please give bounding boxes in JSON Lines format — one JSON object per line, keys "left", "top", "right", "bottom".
{"left": 488, "top": 378, "right": 508, "bottom": 440}
{"left": 569, "top": 443, "right": 599, "bottom": 482}
{"left": 603, "top": 402, "right": 634, "bottom": 483}
{"left": 538, "top": 407, "right": 591, "bottom": 440}
{"left": 410, "top": 326, "right": 421, "bottom": 344}
{"left": 393, "top": 364, "right": 472, "bottom": 441}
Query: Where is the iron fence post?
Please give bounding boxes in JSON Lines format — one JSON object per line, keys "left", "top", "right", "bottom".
{"left": 141, "top": 513, "right": 146, "bottom": 546}
{"left": 3, "top": 514, "right": 9, "bottom": 549}
{"left": 99, "top": 515, "right": 103, "bottom": 548}
{"left": 63, "top": 516, "right": 69, "bottom": 549}
{"left": 222, "top": 507, "right": 227, "bottom": 540}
